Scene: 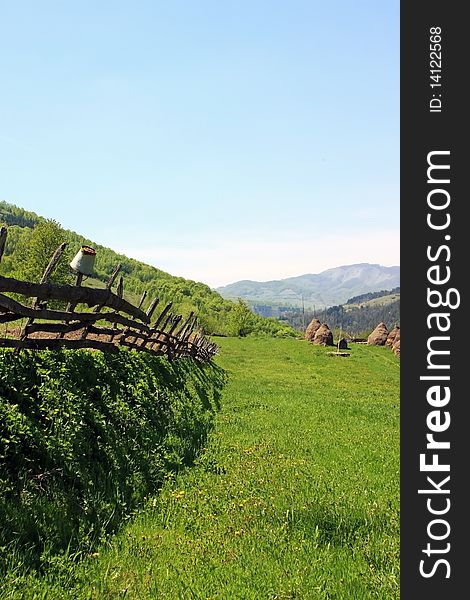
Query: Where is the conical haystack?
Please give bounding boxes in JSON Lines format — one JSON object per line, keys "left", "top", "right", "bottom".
{"left": 386, "top": 325, "right": 400, "bottom": 348}
{"left": 392, "top": 338, "right": 400, "bottom": 358}
{"left": 367, "top": 322, "right": 389, "bottom": 346}
{"left": 313, "top": 323, "right": 334, "bottom": 346}
{"left": 305, "top": 318, "right": 321, "bottom": 341}
{"left": 394, "top": 327, "right": 400, "bottom": 343}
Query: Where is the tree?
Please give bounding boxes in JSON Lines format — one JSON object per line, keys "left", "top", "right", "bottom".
{"left": 229, "top": 299, "right": 255, "bottom": 337}
{"left": 13, "top": 219, "right": 72, "bottom": 284}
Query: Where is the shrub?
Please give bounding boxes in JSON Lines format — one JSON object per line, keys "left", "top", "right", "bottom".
{"left": 0, "top": 348, "right": 226, "bottom": 572}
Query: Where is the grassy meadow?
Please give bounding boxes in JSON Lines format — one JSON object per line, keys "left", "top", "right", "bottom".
{"left": 1, "top": 337, "right": 399, "bottom": 599}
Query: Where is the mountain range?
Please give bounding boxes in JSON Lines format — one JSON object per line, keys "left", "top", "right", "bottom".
{"left": 216, "top": 263, "right": 400, "bottom": 308}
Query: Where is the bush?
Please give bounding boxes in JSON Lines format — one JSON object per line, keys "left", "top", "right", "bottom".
{"left": 0, "top": 348, "right": 226, "bottom": 572}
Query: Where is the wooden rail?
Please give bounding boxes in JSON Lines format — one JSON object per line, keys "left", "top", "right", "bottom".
{"left": 0, "top": 228, "right": 218, "bottom": 362}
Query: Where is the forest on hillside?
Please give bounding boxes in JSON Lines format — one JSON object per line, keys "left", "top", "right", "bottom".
{"left": 282, "top": 302, "right": 399, "bottom": 336}
{"left": 345, "top": 287, "right": 400, "bottom": 305}
{"left": 253, "top": 289, "right": 400, "bottom": 336}
{"left": 0, "top": 201, "right": 295, "bottom": 339}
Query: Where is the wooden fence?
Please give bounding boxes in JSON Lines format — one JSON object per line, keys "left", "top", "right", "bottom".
{"left": 0, "top": 227, "right": 218, "bottom": 362}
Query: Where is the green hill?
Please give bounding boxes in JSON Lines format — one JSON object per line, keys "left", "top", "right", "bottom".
{"left": 345, "top": 287, "right": 400, "bottom": 306}
{"left": 259, "top": 288, "right": 400, "bottom": 336}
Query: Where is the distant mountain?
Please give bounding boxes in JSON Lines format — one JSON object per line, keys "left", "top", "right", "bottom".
{"left": 216, "top": 263, "right": 400, "bottom": 308}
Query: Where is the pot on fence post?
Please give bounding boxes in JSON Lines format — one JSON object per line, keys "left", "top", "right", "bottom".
{"left": 62, "top": 246, "right": 97, "bottom": 323}
{"left": 70, "top": 246, "right": 96, "bottom": 277}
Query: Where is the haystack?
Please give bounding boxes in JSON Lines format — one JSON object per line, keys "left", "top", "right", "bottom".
{"left": 386, "top": 325, "right": 400, "bottom": 348}
{"left": 367, "top": 322, "right": 389, "bottom": 346}
{"left": 337, "top": 337, "right": 349, "bottom": 350}
{"left": 313, "top": 323, "right": 334, "bottom": 346}
{"left": 305, "top": 318, "right": 322, "bottom": 341}
{"left": 392, "top": 338, "right": 400, "bottom": 358}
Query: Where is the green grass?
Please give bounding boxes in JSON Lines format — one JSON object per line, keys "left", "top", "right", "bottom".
{"left": 1, "top": 338, "right": 399, "bottom": 599}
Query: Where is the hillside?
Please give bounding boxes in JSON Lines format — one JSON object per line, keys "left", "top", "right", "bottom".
{"left": 216, "top": 263, "right": 400, "bottom": 308}
{"left": 267, "top": 288, "right": 400, "bottom": 335}
{"left": 0, "top": 200, "right": 295, "bottom": 338}
{"left": 345, "top": 287, "right": 400, "bottom": 305}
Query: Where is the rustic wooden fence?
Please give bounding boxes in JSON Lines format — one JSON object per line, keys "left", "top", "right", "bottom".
{"left": 0, "top": 227, "right": 218, "bottom": 362}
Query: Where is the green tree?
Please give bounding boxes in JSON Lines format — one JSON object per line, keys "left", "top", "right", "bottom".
{"left": 229, "top": 299, "right": 255, "bottom": 337}
{"left": 13, "top": 219, "right": 72, "bottom": 284}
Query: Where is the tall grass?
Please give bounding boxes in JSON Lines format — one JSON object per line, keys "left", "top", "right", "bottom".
{"left": 1, "top": 338, "right": 399, "bottom": 599}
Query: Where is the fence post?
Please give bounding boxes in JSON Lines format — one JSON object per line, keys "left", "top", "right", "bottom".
{"left": 81, "top": 263, "right": 122, "bottom": 340}
{"left": 18, "top": 242, "right": 68, "bottom": 347}
{"left": 0, "top": 263, "right": 218, "bottom": 361}
{"left": 0, "top": 226, "right": 7, "bottom": 264}
{"left": 109, "top": 276, "right": 124, "bottom": 342}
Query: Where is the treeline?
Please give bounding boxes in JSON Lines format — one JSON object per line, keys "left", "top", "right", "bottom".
{"left": 0, "top": 201, "right": 296, "bottom": 338}
{"left": 0, "top": 201, "right": 40, "bottom": 229}
{"left": 278, "top": 297, "right": 400, "bottom": 336}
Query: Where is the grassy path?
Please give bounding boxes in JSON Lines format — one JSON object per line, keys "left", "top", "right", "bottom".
{"left": 8, "top": 338, "right": 399, "bottom": 599}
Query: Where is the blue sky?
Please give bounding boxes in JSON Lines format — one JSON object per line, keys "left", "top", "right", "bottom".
{"left": 1, "top": 0, "right": 399, "bottom": 287}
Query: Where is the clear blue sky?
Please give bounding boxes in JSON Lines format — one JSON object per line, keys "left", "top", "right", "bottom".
{"left": 1, "top": 0, "right": 399, "bottom": 287}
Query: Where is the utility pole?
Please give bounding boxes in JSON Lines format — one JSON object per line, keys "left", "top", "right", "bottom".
{"left": 301, "top": 294, "right": 305, "bottom": 330}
